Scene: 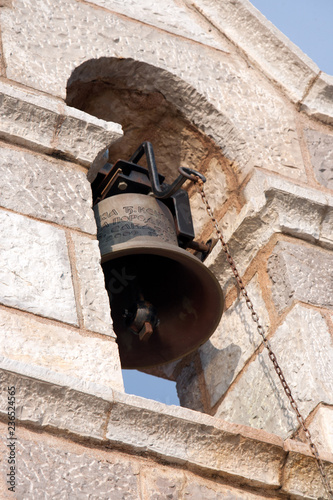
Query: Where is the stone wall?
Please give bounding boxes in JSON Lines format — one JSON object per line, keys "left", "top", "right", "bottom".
{"left": 1, "top": 384, "right": 332, "bottom": 499}
{"left": 0, "top": 0, "right": 333, "bottom": 497}
{"left": 0, "top": 84, "right": 124, "bottom": 391}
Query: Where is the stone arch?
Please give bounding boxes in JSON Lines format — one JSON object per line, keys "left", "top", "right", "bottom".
{"left": 65, "top": 56, "right": 252, "bottom": 388}
{"left": 66, "top": 57, "right": 252, "bottom": 183}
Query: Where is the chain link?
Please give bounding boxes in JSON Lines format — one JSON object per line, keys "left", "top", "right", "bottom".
{"left": 196, "top": 179, "right": 333, "bottom": 499}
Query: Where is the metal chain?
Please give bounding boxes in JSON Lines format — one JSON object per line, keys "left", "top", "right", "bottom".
{"left": 196, "top": 178, "right": 333, "bottom": 499}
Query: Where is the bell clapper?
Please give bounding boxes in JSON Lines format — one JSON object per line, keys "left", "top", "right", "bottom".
{"left": 123, "top": 289, "right": 159, "bottom": 342}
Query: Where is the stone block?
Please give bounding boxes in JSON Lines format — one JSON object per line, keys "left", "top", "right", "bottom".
{"left": 272, "top": 192, "right": 325, "bottom": 243}
{"left": 307, "top": 405, "right": 333, "bottom": 455}
{"left": 72, "top": 233, "right": 114, "bottom": 336}
{"left": 142, "top": 467, "right": 185, "bottom": 500}
{"left": 190, "top": 157, "right": 228, "bottom": 235}
{"left": 56, "top": 105, "right": 123, "bottom": 166}
{"left": 243, "top": 170, "right": 328, "bottom": 244}
{"left": 183, "top": 478, "right": 275, "bottom": 499}
{"left": 0, "top": 80, "right": 122, "bottom": 165}
{"left": 267, "top": 241, "right": 333, "bottom": 313}
{"left": 87, "top": 0, "right": 227, "bottom": 51}
{"left": 0, "top": 81, "right": 57, "bottom": 152}
{"left": 0, "top": 210, "right": 78, "bottom": 325}
{"left": 216, "top": 305, "right": 333, "bottom": 439}
{"left": 107, "top": 392, "right": 285, "bottom": 488}
{"left": 192, "top": 0, "right": 319, "bottom": 103}
{"left": 0, "top": 431, "right": 139, "bottom": 499}
{"left": 304, "top": 128, "right": 333, "bottom": 189}
{"left": 0, "top": 370, "right": 111, "bottom": 440}
{"left": 0, "top": 308, "right": 123, "bottom": 391}
{"left": 0, "top": 145, "right": 96, "bottom": 233}
{"left": 205, "top": 169, "right": 333, "bottom": 285}
{"left": 302, "top": 72, "right": 333, "bottom": 125}
{"left": 282, "top": 441, "right": 333, "bottom": 499}
{"left": 200, "top": 275, "right": 270, "bottom": 409}
{"left": 205, "top": 200, "right": 272, "bottom": 283}
{"left": 321, "top": 208, "right": 333, "bottom": 249}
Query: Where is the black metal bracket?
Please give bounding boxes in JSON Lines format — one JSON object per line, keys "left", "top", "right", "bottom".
{"left": 129, "top": 141, "right": 206, "bottom": 199}
{"left": 92, "top": 142, "right": 207, "bottom": 249}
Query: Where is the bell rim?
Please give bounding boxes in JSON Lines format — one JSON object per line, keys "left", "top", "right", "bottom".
{"left": 101, "top": 241, "right": 224, "bottom": 369}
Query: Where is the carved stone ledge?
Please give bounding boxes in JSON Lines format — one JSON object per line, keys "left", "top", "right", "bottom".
{"left": 0, "top": 80, "right": 122, "bottom": 165}
{"left": 0, "top": 363, "right": 332, "bottom": 497}
{"left": 205, "top": 169, "right": 333, "bottom": 282}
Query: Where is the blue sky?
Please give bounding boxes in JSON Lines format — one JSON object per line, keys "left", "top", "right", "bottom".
{"left": 250, "top": 0, "right": 333, "bottom": 74}
{"left": 122, "top": 1, "right": 332, "bottom": 405}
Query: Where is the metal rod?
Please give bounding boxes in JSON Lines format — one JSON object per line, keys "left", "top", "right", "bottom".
{"left": 129, "top": 141, "right": 206, "bottom": 199}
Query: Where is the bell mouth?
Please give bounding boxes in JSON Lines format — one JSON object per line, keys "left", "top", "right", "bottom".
{"left": 102, "top": 246, "right": 224, "bottom": 369}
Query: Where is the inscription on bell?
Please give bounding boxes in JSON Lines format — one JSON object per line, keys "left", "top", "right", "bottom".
{"left": 94, "top": 194, "right": 179, "bottom": 258}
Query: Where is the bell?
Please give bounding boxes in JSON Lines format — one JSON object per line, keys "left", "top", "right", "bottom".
{"left": 94, "top": 192, "right": 224, "bottom": 369}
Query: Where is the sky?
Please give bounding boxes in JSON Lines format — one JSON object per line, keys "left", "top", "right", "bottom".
{"left": 122, "top": 1, "right": 332, "bottom": 405}
{"left": 250, "top": 0, "right": 333, "bottom": 74}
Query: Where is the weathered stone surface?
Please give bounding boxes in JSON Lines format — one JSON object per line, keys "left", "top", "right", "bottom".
{"left": 268, "top": 241, "right": 333, "bottom": 313}
{"left": 107, "top": 392, "right": 285, "bottom": 488}
{"left": 0, "top": 80, "right": 122, "bottom": 164}
{"left": 183, "top": 479, "right": 275, "bottom": 499}
{"left": 0, "top": 80, "right": 57, "bottom": 152}
{"left": 78, "top": 84, "right": 221, "bottom": 196}
{"left": 0, "top": 308, "right": 123, "bottom": 391}
{"left": 206, "top": 170, "right": 333, "bottom": 283}
{"left": 242, "top": 169, "right": 329, "bottom": 245}
{"left": 321, "top": 207, "right": 333, "bottom": 249}
{"left": 307, "top": 405, "right": 333, "bottom": 455}
{"left": 1, "top": 0, "right": 305, "bottom": 179}
{"left": 304, "top": 128, "right": 333, "bottom": 189}
{"left": 1, "top": 0, "right": 248, "bottom": 167}
{"left": 143, "top": 467, "right": 184, "bottom": 500}
{"left": 56, "top": 105, "right": 123, "bottom": 166}
{"left": 87, "top": 146, "right": 109, "bottom": 182}
{"left": 216, "top": 305, "right": 333, "bottom": 438}
{"left": 200, "top": 275, "right": 270, "bottom": 409}
{"left": 176, "top": 360, "right": 205, "bottom": 412}
{"left": 72, "top": 232, "right": 114, "bottom": 336}
{"left": 143, "top": 469, "right": 275, "bottom": 500}
{"left": 0, "top": 433, "right": 139, "bottom": 499}
{"left": 0, "top": 367, "right": 289, "bottom": 492}
{"left": 87, "top": 0, "right": 227, "bottom": 51}
{"left": 0, "top": 210, "right": 78, "bottom": 325}
{"left": 0, "top": 145, "right": 96, "bottom": 233}
{"left": 192, "top": 0, "right": 320, "bottom": 103}
{"left": 69, "top": 64, "right": 252, "bottom": 187}
{"left": 0, "top": 0, "right": 226, "bottom": 99}
{"left": 190, "top": 157, "right": 228, "bottom": 235}
{"left": 1, "top": 369, "right": 331, "bottom": 497}
{"left": 0, "top": 370, "right": 111, "bottom": 440}
{"left": 282, "top": 442, "right": 333, "bottom": 499}
{"left": 302, "top": 72, "right": 333, "bottom": 125}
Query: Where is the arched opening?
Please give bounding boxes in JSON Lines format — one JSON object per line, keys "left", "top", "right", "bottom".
{"left": 66, "top": 57, "right": 233, "bottom": 410}
{"left": 66, "top": 57, "right": 227, "bottom": 189}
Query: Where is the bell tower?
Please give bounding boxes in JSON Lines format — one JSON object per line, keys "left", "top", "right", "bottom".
{"left": 1, "top": 0, "right": 333, "bottom": 497}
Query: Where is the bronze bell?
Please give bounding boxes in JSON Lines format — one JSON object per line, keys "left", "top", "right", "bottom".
{"left": 93, "top": 142, "right": 224, "bottom": 369}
